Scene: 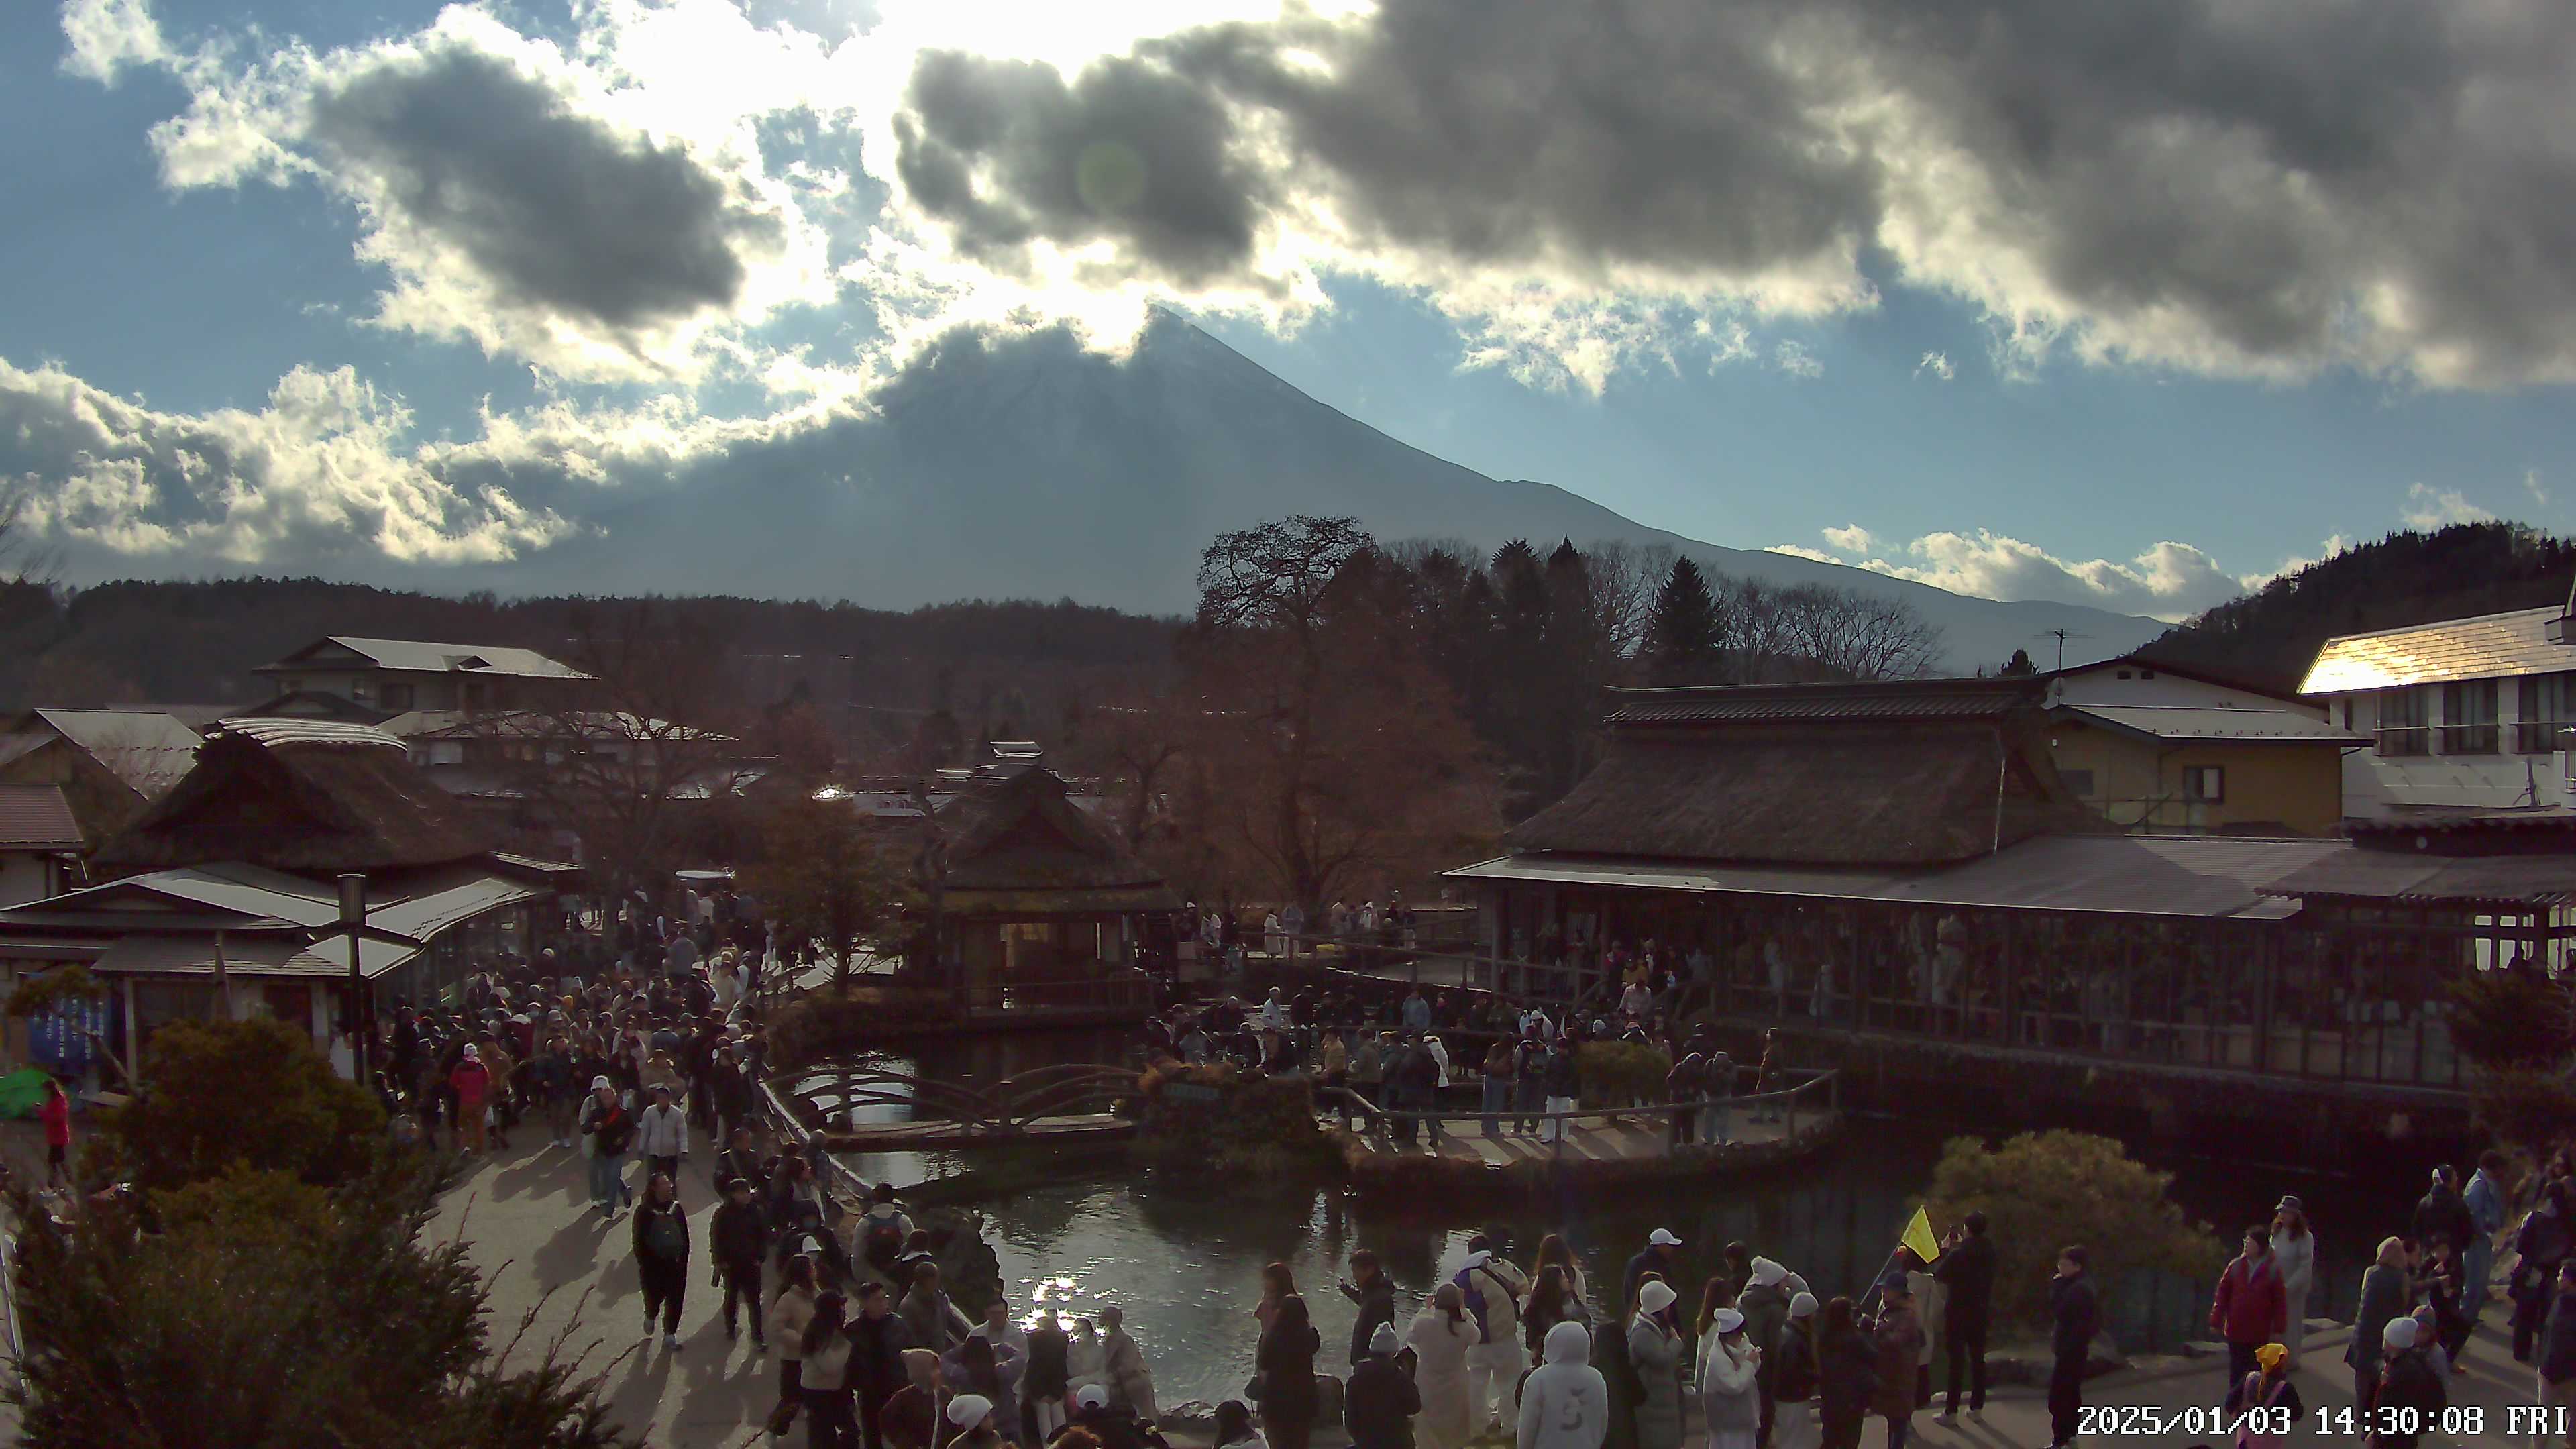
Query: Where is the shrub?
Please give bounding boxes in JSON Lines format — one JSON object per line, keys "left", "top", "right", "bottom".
{"left": 1576, "top": 1041, "right": 1672, "bottom": 1108}
{"left": 1136, "top": 1067, "right": 1328, "bottom": 1175}
{"left": 1921, "top": 1130, "right": 2224, "bottom": 1334}
{"left": 103, "top": 1017, "right": 384, "bottom": 1194}
{"left": 2451, "top": 970, "right": 2576, "bottom": 1071}
{"left": 2473, "top": 1066, "right": 2576, "bottom": 1154}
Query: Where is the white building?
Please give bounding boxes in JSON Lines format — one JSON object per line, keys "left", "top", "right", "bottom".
{"left": 2298, "top": 604, "right": 2576, "bottom": 818}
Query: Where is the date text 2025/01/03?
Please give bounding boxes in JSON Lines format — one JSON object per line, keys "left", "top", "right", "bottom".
{"left": 2083, "top": 1405, "right": 2508, "bottom": 1438}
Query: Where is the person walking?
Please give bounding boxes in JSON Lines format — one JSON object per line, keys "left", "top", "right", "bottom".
{"left": 450, "top": 1044, "right": 492, "bottom": 1154}
{"left": 1627, "top": 1280, "right": 1686, "bottom": 1449}
{"left": 1101, "top": 1304, "right": 1157, "bottom": 1422}
{"left": 2540, "top": 1260, "right": 2576, "bottom": 1445}
{"left": 1460, "top": 1236, "right": 1532, "bottom": 1436}
{"left": 633, "top": 1171, "right": 692, "bottom": 1352}
{"left": 2209, "top": 1226, "right": 2289, "bottom": 1396}
{"left": 1769, "top": 1293, "right": 1822, "bottom": 1449}
{"left": 2268, "top": 1196, "right": 2316, "bottom": 1366}
{"left": 1698, "top": 1307, "right": 1760, "bottom": 1449}
{"left": 579, "top": 1075, "right": 635, "bottom": 1217}
{"left": 712, "top": 1175, "right": 771, "bottom": 1349}
{"left": 2349, "top": 1236, "right": 2411, "bottom": 1418}
{"left": 1346, "top": 1323, "right": 1422, "bottom": 1449}
{"left": 1411, "top": 1283, "right": 1477, "bottom": 1449}
{"left": 1517, "top": 1320, "right": 1607, "bottom": 1449}
{"left": 36, "top": 1077, "right": 71, "bottom": 1187}
{"left": 2045, "top": 1248, "right": 2097, "bottom": 1449}
{"left": 1339, "top": 1250, "right": 1397, "bottom": 1368}
{"left": 1931, "top": 1212, "right": 1994, "bottom": 1424}
{"left": 803, "top": 1291, "right": 859, "bottom": 1449}
{"left": 2466, "top": 1151, "right": 2508, "bottom": 1325}
{"left": 1868, "top": 1277, "right": 1924, "bottom": 1449}
{"left": 770, "top": 1254, "right": 820, "bottom": 1438}
{"left": 637, "top": 1082, "right": 688, "bottom": 1184}
{"left": 1254, "top": 1293, "right": 1321, "bottom": 1449}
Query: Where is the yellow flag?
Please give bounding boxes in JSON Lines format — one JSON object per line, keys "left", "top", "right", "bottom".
{"left": 1901, "top": 1205, "right": 1943, "bottom": 1266}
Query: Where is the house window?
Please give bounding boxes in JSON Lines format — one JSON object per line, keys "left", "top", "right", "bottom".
{"left": 2377, "top": 686, "right": 2430, "bottom": 756}
{"left": 2059, "top": 768, "right": 2097, "bottom": 798}
{"left": 2182, "top": 765, "right": 2225, "bottom": 802}
{"left": 2520, "top": 672, "right": 2576, "bottom": 753}
{"left": 382, "top": 682, "right": 415, "bottom": 711}
{"left": 2441, "top": 679, "right": 2499, "bottom": 754}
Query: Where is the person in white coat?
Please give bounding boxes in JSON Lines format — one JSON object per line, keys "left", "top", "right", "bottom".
{"left": 1517, "top": 1320, "right": 1608, "bottom": 1449}
{"left": 1066, "top": 1316, "right": 1107, "bottom": 1399}
{"left": 1460, "top": 1239, "right": 1532, "bottom": 1436}
{"left": 2270, "top": 1195, "right": 2316, "bottom": 1366}
{"left": 1410, "top": 1282, "right": 1479, "bottom": 1449}
{"left": 1698, "top": 1308, "right": 1761, "bottom": 1449}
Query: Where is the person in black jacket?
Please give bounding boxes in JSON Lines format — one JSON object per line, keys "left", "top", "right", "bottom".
{"left": 2372, "top": 1317, "right": 2446, "bottom": 1449}
{"left": 1933, "top": 1211, "right": 1996, "bottom": 1421}
{"left": 711, "top": 1177, "right": 770, "bottom": 1348}
{"left": 2410, "top": 1168, "right": 2475, "bottom": 1273}
{"left": 2045, "top": 1247, "right": 2098, "bottom": 1449}
{"left": 633, "top": 1171, "right": 692, "bottom": 1352}
{"left": 1345, "top": 1322, "right": 1422, "bottom": 1449}
{"left": 1256, "top": 1293, "right": 1322, "bottom": 1449}
{"left": 1339, "top": 1250, "right": 1397, "bottom": 1368}
{"left": 848, "top": 1281, "right": 918, "bottom": 1449}
{"left": 1814, "top": 1297, "right": 1877, "bottom": 1449}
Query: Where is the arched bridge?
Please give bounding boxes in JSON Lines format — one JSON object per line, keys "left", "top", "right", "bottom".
{"left": 787, "top": 1063, "right": 1142, "bottom": 1150}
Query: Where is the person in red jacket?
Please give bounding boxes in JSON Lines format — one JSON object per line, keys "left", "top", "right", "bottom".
{"left": 450, "top": 1044, "right": 493, "bottom": 1154}
{"left": 2210, "top": 1226, "right": 2289, "bottom": 1392}
{"left": 36, "top": 1077, "right": 71, "bottom": 1187}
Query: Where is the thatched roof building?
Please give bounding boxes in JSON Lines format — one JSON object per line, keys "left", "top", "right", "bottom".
{"left": 1507, "top": 678, "right": 2094, "bottom": 868}
{"left": 94, "top": 718, "right": 492, "bottom": 876}
{"left": 931, "top": 763, "right": 1177, "bottom": 916}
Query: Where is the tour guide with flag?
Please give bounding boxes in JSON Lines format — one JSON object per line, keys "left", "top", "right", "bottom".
{"left": 1862, "top": 1208, "right": 1945, "bottom": 1312}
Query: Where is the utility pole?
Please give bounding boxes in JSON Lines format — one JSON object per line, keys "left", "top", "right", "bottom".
{"left": 339, "top": 873, "right": 370, "bottom": 1083}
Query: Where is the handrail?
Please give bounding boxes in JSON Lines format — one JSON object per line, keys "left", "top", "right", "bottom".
{"left": 1335, "top": 1067, "right": 1835, "bottom": 1122}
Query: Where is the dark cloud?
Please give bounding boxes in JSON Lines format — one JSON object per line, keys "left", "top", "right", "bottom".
{"left": 307, "top": 40, "right": 782, "bottom": 333}
{"left": 891, "top": 0, "right": 2576, "bottom": 383}
{"left": 893, "top": 50, "right": 1272, "bottom": 284}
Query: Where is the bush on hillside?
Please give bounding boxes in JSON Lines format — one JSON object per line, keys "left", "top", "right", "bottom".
{"left": 1921, "top": 1130, "right": 2224, "bottom": 1334}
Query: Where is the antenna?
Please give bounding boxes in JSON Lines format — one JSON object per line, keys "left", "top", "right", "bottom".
{"left": 2039, "top": 629, "right": 2093, "bottom": 670}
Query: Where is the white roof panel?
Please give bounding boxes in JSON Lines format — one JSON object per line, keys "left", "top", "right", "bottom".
{"left": 2060, "top": 703, "right": 2368, "bottom": 744}
{"left": 2301, "top": 606, "right": 2576, "bottom": 694}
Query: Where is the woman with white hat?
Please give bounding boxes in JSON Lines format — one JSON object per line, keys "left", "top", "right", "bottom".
{"left": 1409, "top": 1282, "right": 1477, "bottom": 1449}
{"left": 1767, "top": 1294, "right": 1822, "bottom": 1449}
{"left": 947, "top": 1393, "right": 1008, "bottom": 1449}
{"left": 1697, "top": 1307, "right": 1760, "bottom": 1449}
{"left": 1627, "top": 1280, "right": 1686, "bottom": 1449}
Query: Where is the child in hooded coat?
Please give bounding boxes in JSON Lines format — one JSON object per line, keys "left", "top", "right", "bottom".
{"left": 1519, "top": 1320, "right": 1609, "bottom": 1449}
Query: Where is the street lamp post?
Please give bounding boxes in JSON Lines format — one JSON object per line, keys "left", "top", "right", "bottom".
{"left": 339, "top": 873, "right": 370, "bottom": 1083}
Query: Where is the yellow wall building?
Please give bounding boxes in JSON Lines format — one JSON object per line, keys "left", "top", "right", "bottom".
{"left": 2043, "top": 659, "right": 2362, "bottom": 836}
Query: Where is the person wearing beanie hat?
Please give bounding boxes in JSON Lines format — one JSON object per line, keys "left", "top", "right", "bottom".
{"left": 2373, "top": 1311, "right": 2446, "bottom": 1449}
{"left": 951, "top": 1392, "right": 1010, "bottom": 1449}
{"left": 1735, "top": 1258, "right": 1792, "bottom": 1446}
{"left": 1629, "top": 1280, "right": 1686, "bottom": 1449}
{"left": 1346, "top": 1318, "right": 1422, "bottom": 1449}
{"left": 1768, "top": 1296, "right": 1823, "bottom": 1449}
{"left": 1699, "top": 1305, "right": 1760, "bottom": 1449}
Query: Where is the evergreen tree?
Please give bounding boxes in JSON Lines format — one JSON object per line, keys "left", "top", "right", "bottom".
{"left": 1644, "top": 558, "right": 1726, "bottom": 685}
{"left": 2000, "top": 647, "right": 2037, "bottom": 676}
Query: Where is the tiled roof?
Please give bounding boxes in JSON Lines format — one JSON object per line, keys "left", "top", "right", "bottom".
{"left": 1606, "top": 678, "right": 2038, "bottom": 726}
{"left": 2300, "top": 605, "right": 2576, "bottom": 694}
{"left": 0, "top": 785, "right": 83, "bottom": 851}
{"left": 2057, "top": 703, "right": 2368, "bottom": 744}
{"left": 261, "top": 636, "right": 593, "bottom": 680}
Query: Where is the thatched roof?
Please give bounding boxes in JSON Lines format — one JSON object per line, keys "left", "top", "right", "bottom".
{"left": 1510, "top": 679, "right": 2094, "bottom": 867}
{"left": 932, "top": 765, "right": 1175, "bottom": 902}
{"left": 94, "top": 724, "right": 492, "bottom": 875}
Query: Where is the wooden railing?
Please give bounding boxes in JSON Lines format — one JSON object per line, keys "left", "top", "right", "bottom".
{"left": 1326, "top": 1066, "right": 1839, "bottom": 1159}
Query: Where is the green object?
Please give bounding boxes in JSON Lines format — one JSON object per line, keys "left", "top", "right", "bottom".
{"left": 0, "top": 1067, "right": 55, "bottom": 1120}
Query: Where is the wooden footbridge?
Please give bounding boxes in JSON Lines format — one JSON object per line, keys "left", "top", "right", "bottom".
{"left": 786, "top": 1063, "right": 1143, "bottom": 1151}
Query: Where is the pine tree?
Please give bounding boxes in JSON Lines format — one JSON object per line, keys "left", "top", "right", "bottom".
{"left": 2000, "top": 647, "right": 2037, "bottom": 676}
{"left": 1644, "top": 557, "right": 1726, "bottom": 685}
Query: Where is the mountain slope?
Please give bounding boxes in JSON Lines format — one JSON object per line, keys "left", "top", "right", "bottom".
{"left": 500, "top": 314, "right": 2165, "bottom": 669}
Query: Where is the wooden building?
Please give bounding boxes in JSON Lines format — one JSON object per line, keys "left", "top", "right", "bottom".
{"left": 2041, "top": 657, "right": 2361, "bottom": 835}
{"left": 1447, "top": 677, "right": 2576, "bottom": 1150}
{"left": 926, "top": 763, "right": 1177, "bottom": 1020}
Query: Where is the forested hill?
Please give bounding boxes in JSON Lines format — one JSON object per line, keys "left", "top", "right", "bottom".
{"left": 0, "top": 576, "right": 1179, "bottom": 756}
{"left": 2137, "top": 523, "right": 2576, "bottom": 690}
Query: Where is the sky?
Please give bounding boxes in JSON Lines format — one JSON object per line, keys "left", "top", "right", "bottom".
{"left": 3, "top": 0, "right": 2574, "bottom": 623}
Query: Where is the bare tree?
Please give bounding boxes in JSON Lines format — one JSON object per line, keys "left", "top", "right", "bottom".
{"left": 1581, "top": 539, "right": 1678, "bottom": 657}
{"left": 1775, "top": 582, "right": 1946, "bottom": 680}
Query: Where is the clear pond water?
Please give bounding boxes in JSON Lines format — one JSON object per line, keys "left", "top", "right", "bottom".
{"left": 800, "top": 1032, "right": 2424, "bottom": 1407}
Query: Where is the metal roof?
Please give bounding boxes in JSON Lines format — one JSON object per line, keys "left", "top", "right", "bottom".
{"left": 1607, "top": 680, "right": 2035, "bottom": 726}
{"left": 1449, "top": 833, "right": 2347, "bottom": 919}
{"left": 2260, "top": 850, "right": 2576, "bottom": 906}
{"left": 213, "top": 717, "right": 410, "bottom": 750}
{"left": 260, "top": 636, "right": 594, "bottom": 680}
{"left": 21, "top": 710, "right": 202, "bottom": 796}
{"left": 91, "top": 931, "right": 419, "bottom": 980}
{"left": 2055, "top": 703, "right": 2369, "bottom": 744}
{"left": 0, "top": 785, "right": 83, "bottom": 851}
{"left": 2300, "top": 605, "right": 2576, "bottom": 694}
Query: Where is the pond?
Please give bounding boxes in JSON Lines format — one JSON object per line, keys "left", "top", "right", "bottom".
{"left": 798, "top": 1034, "right": 2428, "bottom": 1408}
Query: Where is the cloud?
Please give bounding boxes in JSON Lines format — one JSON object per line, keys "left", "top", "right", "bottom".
{"left": 106, "top": 2, "right": 843, "bottom": 383}
{"left": 1915, "top": 351, "right": 1954, "bottom": 381}
{"left": 1820, "top": 523, "right": 1876, "bottom": 553}
{"left": 1773, "top": 340, "right": 1823, "bottom": 379}
{"left": 859, "top": 0, "right": 2576, "bottom": 392}
{"left": 0, "top": 356, "right": 571, "bottom": 566}
{"left": 1775, "top": 527, "right": 2257, "bottom": 621}
{"left": 58, "top": 0, "right": 168, "bottom": 84}
{"left": 2400, "top": 482, "right": 2499, "bottom": 530}
{"left": 2528, "top": 468, "right": 2551, "bottom": 507}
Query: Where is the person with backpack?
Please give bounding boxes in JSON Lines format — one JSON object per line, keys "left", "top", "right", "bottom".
{"left": 1458, "top": 1237, "right": 1531, "bottom": 1436}
{"left": 859, "top": 1182, "right": 917, "bottom": 1279}
{"left": 632, "top": 1171, "right": 692, "bottom": 1352}
{"left": 578, "top": 1074, "right": 635, "bottom": 1218}
{"left": 711, "top": 1176, "right": 770, "bottom": 1349}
